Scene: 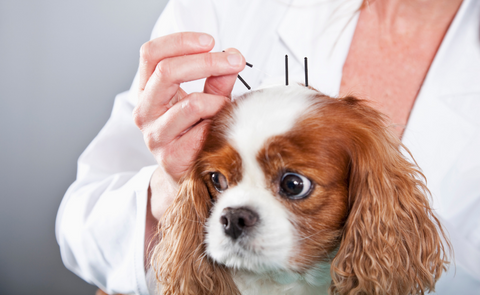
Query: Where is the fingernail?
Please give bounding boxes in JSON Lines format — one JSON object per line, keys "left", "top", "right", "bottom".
{"left": 227, "top": 53, "right": 242, "bottom": 66}
{"left": 199, "top": 34, "right": 213, "bottom": 46}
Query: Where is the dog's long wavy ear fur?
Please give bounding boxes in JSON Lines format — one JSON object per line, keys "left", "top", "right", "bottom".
{"left": 151, "top": 168, "right": 240, "bottom": 295}
{"left": 330, "top": 97, "right": 451, "bottom": 295}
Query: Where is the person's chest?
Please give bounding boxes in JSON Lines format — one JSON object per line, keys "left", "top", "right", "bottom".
{"left": 339, "top": 0, "right": 462, "bottom": 137}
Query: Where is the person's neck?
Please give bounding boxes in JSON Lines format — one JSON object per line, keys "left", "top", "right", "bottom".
{"left": 364, "top": 0, "right": 464, "bottom": 40}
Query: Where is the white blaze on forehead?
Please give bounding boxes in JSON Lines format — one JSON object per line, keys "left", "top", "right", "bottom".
{"left": 228, "top": 85, "right": 318, "bottom": 180}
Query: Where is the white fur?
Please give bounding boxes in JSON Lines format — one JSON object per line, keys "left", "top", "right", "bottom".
{"left": 233, "top": 263, "right": 331, "bottom": 295}
{"left": 205, "top": 85, "right": 330, "bottom": 294}
{"left": 229, "top": 85, "right": 319, "bottom": 162}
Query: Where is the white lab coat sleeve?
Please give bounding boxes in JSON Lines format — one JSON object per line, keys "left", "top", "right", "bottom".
{"left": 55, "top": 88, "right": 157, "bottom": 295}
{"left": 55, "top": 0, "right": 222, "bottom": 294}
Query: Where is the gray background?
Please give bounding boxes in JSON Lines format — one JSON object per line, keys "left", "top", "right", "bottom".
{"left": 0, "top": 0, "right": 168, "bottom": 294}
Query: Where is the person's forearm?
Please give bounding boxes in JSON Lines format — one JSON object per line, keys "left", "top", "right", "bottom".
{"left": 144, "top": 166, "right": 180, "bottom": 270}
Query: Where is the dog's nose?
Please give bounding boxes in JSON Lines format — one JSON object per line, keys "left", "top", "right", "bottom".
{"left": 220, "top": 207, "right": 259, "bottom": 240}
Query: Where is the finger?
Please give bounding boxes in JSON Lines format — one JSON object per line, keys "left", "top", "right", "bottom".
{"left": 138, "top": 32, "right": 215, "bottom": 91}
{"left": 154, "top": 93, "right": 228, "bottom": 146}
{"left": 204, "top": 73, "right": 238, "bottom": 97}
{"left": 204, "top": 48, "right": 243, "bottom": 97}
{"left": 166, "top": 87, "right": 188, "bottom": 109}
{"left": 139, "top": 51, "right": 243, "bottom": 119}
{"left": 133, "top": 87, "right": 188, "bottom": 129}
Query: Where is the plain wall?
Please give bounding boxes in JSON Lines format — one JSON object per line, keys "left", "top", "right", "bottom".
{"left": 0, "top": 1, "right": 168, "bottom": 294}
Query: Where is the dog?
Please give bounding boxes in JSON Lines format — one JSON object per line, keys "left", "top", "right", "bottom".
{"left": 149, "top": 84, "right": 450, "bottom": 295}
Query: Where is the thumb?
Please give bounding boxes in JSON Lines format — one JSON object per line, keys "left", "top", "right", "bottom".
{"left": 204, "top": 48, "right": 245, "bottom": 97}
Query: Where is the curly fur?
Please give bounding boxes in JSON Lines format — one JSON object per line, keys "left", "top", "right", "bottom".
{"left": 329, "top": 96, "right": 450, "bottom": 295}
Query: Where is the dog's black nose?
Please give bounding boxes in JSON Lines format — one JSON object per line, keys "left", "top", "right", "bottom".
{"left": 220, "top": 207, "right": 259, "bottom": 240}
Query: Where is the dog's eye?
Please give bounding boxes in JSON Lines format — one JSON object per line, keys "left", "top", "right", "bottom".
{"left": 280, "top": 173, "right": 312, "bottom": 199}
{"left": 211, "top": 172, "right": 228, "bottom": 193}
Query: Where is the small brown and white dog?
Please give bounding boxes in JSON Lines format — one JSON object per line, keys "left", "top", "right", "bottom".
{"left": 149, "top": 84, "right": 450, "bottom": 295}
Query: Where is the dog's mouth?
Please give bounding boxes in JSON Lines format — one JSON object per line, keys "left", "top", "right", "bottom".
{"left": 205, "top": 211, "right": 262, "bottom": 259}
{"left": 205, "top": 214, "right": 294, "bottom": 272}
{"left": 208, "top": 236, "right": 286, "bottom": 272}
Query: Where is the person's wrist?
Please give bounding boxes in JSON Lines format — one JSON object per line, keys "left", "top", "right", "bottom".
{"left": 149, "top": 165, "right": 179, "bottom": 221}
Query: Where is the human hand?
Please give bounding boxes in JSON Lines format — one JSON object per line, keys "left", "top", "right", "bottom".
{"left": 133, "top": 32, "right": 245, "bottom": 221}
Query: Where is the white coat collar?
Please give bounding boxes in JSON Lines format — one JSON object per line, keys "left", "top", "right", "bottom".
{"left": 399, "top": 0, "right": 480, "bottom": 213}
{"left": 277, "top": 0, "right": 362, "bottom": 96}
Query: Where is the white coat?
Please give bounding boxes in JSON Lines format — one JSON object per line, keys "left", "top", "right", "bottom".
{"left": 56, "top": 0, "right": 480, "bottom": 294}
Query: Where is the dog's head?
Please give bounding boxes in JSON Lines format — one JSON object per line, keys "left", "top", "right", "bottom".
{"left": 152, "top": 85, "right": 449, "bottom": 295}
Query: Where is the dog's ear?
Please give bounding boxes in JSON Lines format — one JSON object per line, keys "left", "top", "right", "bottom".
{"left": 329, "top": 99, "right": 450, "bottom": 295}
{"left": 151, "top": 168, "right": 240, "bottom": 295}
